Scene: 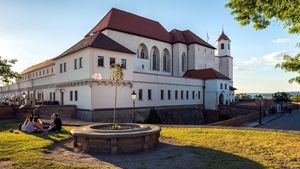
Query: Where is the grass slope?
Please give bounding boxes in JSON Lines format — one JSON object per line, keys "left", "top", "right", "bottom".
{"left": 0, "top": 120, "right": 92, "bottom": 169}
{"left": 161, "top": 128, "right": 300, "bottom": 169}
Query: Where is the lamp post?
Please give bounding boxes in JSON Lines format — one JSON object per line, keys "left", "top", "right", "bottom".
{"left": 257, "top": 94, "right": 263, "bottom": 125}
{"left": 131, "top": 91, "right": 137, "bottom": 123}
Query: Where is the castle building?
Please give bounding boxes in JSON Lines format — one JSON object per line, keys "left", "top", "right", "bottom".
{"left": 0, "top": 8, "right": 236, "bottom": 121}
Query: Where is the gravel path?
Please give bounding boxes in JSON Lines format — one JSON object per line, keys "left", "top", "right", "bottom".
{"left": 45, "top": 138, "right": 202, "bottom": 169}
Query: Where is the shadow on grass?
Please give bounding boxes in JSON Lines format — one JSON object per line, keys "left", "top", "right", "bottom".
{"left": 79, "top": 142, "right": 264, "bottom": 169}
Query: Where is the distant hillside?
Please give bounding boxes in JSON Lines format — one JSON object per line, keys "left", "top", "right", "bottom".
{"left": 243, "top": 91, "right": 300, "bottom": 99}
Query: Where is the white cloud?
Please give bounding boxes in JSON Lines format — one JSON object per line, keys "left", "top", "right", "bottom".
{"left": 235, "top": 51, "right": 288, "bottom": 71}
{"left": 272, "top": 38, "right": 291, "bottom": 44}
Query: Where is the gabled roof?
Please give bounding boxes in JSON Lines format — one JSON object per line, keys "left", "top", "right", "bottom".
{"left": 86, "top": 8, "right": 173, "bottom": 43}
{"left": 183, "top": 68, "right": 230, "bottom": 80}
{"left": 20, "top": 59, "right": 55, "bottom": 75}
{"left": 217, "top": 31, "right": 230, "bottom": 41}
{"left": 86, "top": 8, "right": 216, "bottom": 49}
{"left": 170, "top": 29, "right": 216, "bottom": 49}
{"left": 54, "top": 32, "right": 135, "bottom": 60}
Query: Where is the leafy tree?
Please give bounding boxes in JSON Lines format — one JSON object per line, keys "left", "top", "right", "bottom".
{"left": 291, "top": 94, "right": 300, "bottom": 102}
{"left": 110, "top": 63, "right": 124, "bottom": 125}
{"left": 272, "top": 92, "right": 291, "bottom": 103}
{"left": 235, "top": 93, "right": 252, "bottom": 100}
{"left": 226, "top": 0, "right": 300, "bottom": 84}
{"left": 0, "top": 56, "right": 19, "bottom": 85}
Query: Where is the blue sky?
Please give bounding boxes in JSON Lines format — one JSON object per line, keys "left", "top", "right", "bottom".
{"left": 0, "top": 0, "right": 299, "bottom": 93}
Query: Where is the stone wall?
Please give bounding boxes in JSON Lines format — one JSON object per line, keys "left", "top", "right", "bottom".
{"left": 35, "top": 105, "right": 77, "bottom": 119}
{"left": 208, "top": 112, "right": 259, "bottom": 126}
{"left": 0, "top": 105, "right": 16, "bottom": 119}
{"left": 81, "top": 105, "right": 205, "bottom": 124}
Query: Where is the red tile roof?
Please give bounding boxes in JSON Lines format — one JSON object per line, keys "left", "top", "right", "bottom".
{"left": 170, "top": 29, "right": 216, "bottom": 49}
{"left": 54, "top": 32, "right": 135, "bottom": 60}
{"left": 20, "top": 59, "right": 55, "bottom": 75}
{"left": 86, "top": 8, "right": 215, "bottom": 49}
{"left": 86, "top": 8, "right": 173, "bottom": 43}
{"left": 217, "top": 31, "right": 230, "bottom": 41}
{"left": 183, "top": 68, "right": 230, "bottom": 80}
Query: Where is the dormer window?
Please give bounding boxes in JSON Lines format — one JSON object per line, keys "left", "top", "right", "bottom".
{"left": 221, "top": 43, "right": 224, "bottom": 49}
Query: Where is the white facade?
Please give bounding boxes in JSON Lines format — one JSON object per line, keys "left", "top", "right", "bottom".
{"left": 0, "top": 9, "right": 235, "bottom": 113}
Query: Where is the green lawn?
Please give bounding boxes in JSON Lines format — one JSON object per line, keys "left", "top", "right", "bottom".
{"left": 161, "top": 127, "right": 300, "bottom": 169}
{"left": 1, "top": 120, "right": 300, "bottom": 169}
{"left": 0, "top": 120, "right": 91, "bottom": 169}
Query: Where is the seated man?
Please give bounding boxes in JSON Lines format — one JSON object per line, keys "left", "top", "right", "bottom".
{"left": 48, "top": 113, "right": 62, "bottom": 132}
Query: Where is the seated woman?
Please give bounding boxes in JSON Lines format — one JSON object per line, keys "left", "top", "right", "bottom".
{"left": 48, "top": 113, "right": 62, "bottom": 132}
{"left": 21, "top": 115, "right": 30, "bottom": 132}
{"left": 25, "top": 116, "right": 36, "bottom": 133}
{"left": 33, "top": 116, "right": 44, "bottom": 132}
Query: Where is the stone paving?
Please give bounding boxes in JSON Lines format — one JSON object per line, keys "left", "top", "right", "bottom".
{"left": 258, "top": 109, "right": 300, "bottom": 131}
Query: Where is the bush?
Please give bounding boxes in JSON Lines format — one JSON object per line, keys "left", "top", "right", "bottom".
{"left": 144, "top": 107, "right": 161, "bottom": 124}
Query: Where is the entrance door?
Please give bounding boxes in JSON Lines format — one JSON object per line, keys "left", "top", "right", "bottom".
{"left": 219, "top": 93, "right": 224, "bottom": 105}
{"left": 60, "top": 91, "right": 64, "bottom": 105}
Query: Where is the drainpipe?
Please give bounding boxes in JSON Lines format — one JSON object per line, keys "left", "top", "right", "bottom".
{"left": 202, "top": 79, "right": 207, "bottom": 124}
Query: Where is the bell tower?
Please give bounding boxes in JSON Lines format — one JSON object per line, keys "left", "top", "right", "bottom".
{"left": 216, "top": 28, "right": 231, "bottom": 57}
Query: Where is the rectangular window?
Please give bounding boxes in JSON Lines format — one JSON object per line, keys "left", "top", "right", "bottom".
{"left": 43, "top": 70, "right": 45, "bottom": 75}
{"left": 74, "top": 59, "right": 77, "bottom": 69}
{"left": 98, "top": 56, "right": 104, "bottom": 67}
{"left": 51, "top": 68, "right": 53, "bottom": 73}
{"left": 148, "top": 89, "right": 152, "bottom": 100}
{"left": 47, "top": 69, "right": 49, "bottom": 74}
{"left": 60, "top": 64, "right": 63, "bottom": 73}
{"left": 121, "top": 59, "right": 126, "bottom": 69}
{"left": 192, "top": 91, "right": 195, "bottom": 99}
{"left": 186, "top": 91, "right": 189, "bottom": 99}
{"left": 225, "top": 83, "right": 227, "bottom": 90}
{"left": 175, "top": 90, "right": 178, "bottom": 100}
{"left": 75, "top": 90, "right": 78, "bottom": 101}
{"left": 53, "top": 92, "right": 56, "bottom": 101}
{"left": 181, "top": 90, "right": 184, "bottom": 99}
{"left": 168, "top": 90, "right": 171, "bottom": 100}
{"left": 36, "top": 72, "right": 38, "bottom": 76}
{"left": 50, "top": 92, "right": 52, "bottom": 101}
{"left": 161, "top": 90, "right": 164, "bottom": 100}
{"left": 138, "top": 89, "right": 143, "bottom": 100}
{"left": 220, "top": 83, "right": 223, "bottom": 90}
{"left": 70, "top": 91, "right": 73, "bottom": 101}
{"left": 39, "top": 71, "right": 41, "bottom": 76}
{"left": 64, "top": 62, "right": 67, "bottom": 72}
{"left": 110, "top": 57, "right": 115, "bottom": 67}
{"left": 198, "top": 91, "right": 201, "bottom": 99}
{"left": 79, "top": 57, "right": 83, "bottom": 68}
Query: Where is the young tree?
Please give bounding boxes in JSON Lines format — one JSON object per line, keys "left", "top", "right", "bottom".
{"left": 0, "top": 57, "right": 19, "bottom": 85}
{"left": 226, "top": 0, "right": 300, "bottom": 84}
{"left": 110, "top": 63, "right": 124, "bottom": 126}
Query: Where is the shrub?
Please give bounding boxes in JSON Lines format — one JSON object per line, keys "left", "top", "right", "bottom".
{"left": 144, "top": 107, "right": 161, "bottom": 124}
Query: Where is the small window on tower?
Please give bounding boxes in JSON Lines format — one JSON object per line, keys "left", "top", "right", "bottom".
{"left": 228, "top": 43, "right": 230, "bottom": 50}
{"left": 221, "top": 43, "right": 224, "bottom": 49}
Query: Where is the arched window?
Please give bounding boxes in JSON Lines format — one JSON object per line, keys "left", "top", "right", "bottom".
{"left": 137, "top": 43, "right": 148, "bottom": 59}
{"left": 221, "top": 43, "right": 224, "bottom": 49}
{"left": 181, "top": 52, "right": 187, "bottom": 72}
{"left": 150, "top": 46, "right": 160, "bottom": 71}
{"left": 141, "top": 49, "right": 145, "bottom": 58}
{"left": 162, "top": 49, "right": 170, "bottom": 72}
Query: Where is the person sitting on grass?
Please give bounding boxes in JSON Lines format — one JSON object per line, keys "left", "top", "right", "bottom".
{"left": 33, "top": 116, "right": 44, "bottom": 132}
{"left": 20, "top": 115, "right": 30, "bottom": 132}
{"left": 25, "top": 116, "right": 36, "bottom": 133}
{"left": 48, "top": 113, "right": 62, "bottom": 132}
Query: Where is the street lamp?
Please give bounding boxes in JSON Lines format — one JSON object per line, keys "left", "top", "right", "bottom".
{"left": 257, "top": 94, "right": 263, "bottom": 125}
{"left": 131, "top": 91, "right": 137, "bottom": 123}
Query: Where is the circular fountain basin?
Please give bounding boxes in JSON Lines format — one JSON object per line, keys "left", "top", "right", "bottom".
{"left": 71, "top": 123, "right": 161, "bottom": 154}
